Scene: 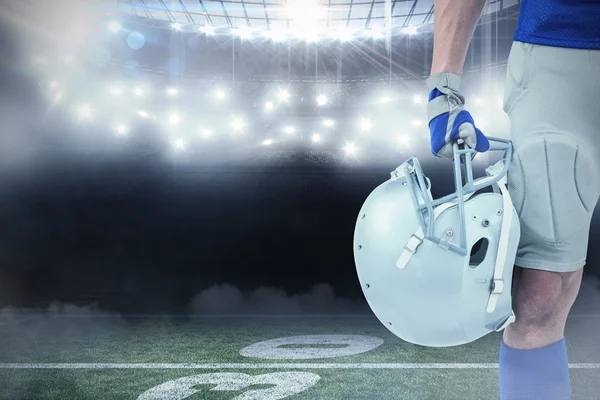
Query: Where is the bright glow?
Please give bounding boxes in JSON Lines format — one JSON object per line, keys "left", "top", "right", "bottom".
{"left": 115, "top": 124, "right": 128, "bottom": 136}
{"left": 359, "top": 117, "right": 373, "bottom": 132}
{"left": 312, "top": 133, "right": 321, "bottom": 143}
{"left": 79, "top": 104, "right": 92, "bottom": 118}
{"left": 200, "top": 128, "right": 213, "bottom": 138}
{"left": 380, "top": 96, "right": 391, "bottom": 104}
{"left": 367, "top": 28, "right": 384, "bottom": 40}
{"left": 296, "top": 30, "right": 320, "bottom": 42}
{"left": 474, "top": 97, "right": 486, "bottom": 105}
{"left": 285, "top": 0, "right": 328, "bottom": 29}
{"left": 278, "top": 90, "right": 290, "bottom": 102}
{"left": 412, "top": 120, "right": 423, "bottom": 127}
{"left": 215, "top": 90, "right": 226, "bottom": 100}
{"left": 167, "top": 88, "right": 179, "bottom": 96}
{"left": 398, "top": 133, "right": 410, "bottom": 146}
{"left": 323, "top": 119, "right": 335, "bottom": 128}
{"left": 344, "top": 142, "right": 358, "bottom": 156}
{"left": 234, "top": 27, "right": 252, "bottom": 39}
{"left": 174, "top": 138, "right": 186, "bottom": 150}
{"left": 264, "top": 29, "right": 287, "bottom": 42}
{"left": 317, "top": 95, "right": 328, "bottom": 106}
{"left": 110, "top": 87, "right": 123, "bottom": 96}
{"left": 263, "top": 139, "right": 273, "bottom": 146}
{"left": 333, "top": 28, "right": 354, "bottom": 41}
{"left": 169, "top": 113, "right": 180, "bottom": 125}
{"left": 137, "top": 111, "right": 149, "bottom": 118}
{"left": 284, "top": 126, "right": 296, "bottom": 134}
{"left": 49, "top": 80, "right": 59, "bottom": 89}
{"left": 413, "top": 95, "right": 424, "bottom": 104}
{"left": 172, "top": 23, "right": 182, "bottom": 31}
{"left": 134, "top": 88, "right": 143, "bottom": 97}
{"left": 108, "top": 21, "right": 121, "bottom": 33}
{"left": 232, "top": 118, "right": 245, "bottom": 132}
{"left": 403, "top": 26, "right": 419, "bottom": 35}
{"left": 202, "top": 25, "right": 215, "bottom": 35}
{"left": 265, "top": 101, "right": 274, "bottom": 111}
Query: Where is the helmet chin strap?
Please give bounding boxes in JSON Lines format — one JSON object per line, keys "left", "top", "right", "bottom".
{"left": 396, "top": 157, "right": 514, "bottom": 317}
{"left": 485, "top": 169, "right": 513, "bottom": 315}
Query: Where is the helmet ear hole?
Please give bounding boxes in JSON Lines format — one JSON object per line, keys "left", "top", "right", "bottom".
{"left": 469, "top": 238, "right": 489, "bottom": 268}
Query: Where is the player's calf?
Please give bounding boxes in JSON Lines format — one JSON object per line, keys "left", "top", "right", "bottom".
{"left": 499, "top": 267, "right": 583, "bottom": 400}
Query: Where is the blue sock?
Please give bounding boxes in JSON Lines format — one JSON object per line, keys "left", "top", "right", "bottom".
{"left": 499, "top": 337, "right": 571, "bottom": 400}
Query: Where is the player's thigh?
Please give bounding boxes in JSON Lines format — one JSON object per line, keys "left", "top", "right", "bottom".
{"left": 503, "top": 41, "right": 600, "bottom": 273}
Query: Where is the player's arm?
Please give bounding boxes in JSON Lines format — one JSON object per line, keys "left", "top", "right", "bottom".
{"left": 431, "top": 0, "right": 488, "bottom": 75}
{"left": 426, "top": 0, "right": 490, "bottom": 159}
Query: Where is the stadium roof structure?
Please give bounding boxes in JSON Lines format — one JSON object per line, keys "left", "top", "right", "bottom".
{"left": 115, "top": 0, "right": 520, "bottom": 34}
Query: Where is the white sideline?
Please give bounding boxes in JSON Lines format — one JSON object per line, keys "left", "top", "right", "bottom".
{"left": 0, "top": 363, "right": 599, "bottom": 369}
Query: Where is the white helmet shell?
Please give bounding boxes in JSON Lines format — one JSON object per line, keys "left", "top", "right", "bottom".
{"left": 354, "top": 138, "right": 520, "bottom": 347}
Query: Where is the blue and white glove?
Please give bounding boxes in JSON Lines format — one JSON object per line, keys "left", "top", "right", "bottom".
{"left": 426, "top": 72, "right": 489, "bottom": 159}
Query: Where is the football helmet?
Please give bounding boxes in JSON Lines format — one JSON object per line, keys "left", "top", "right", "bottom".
{"left": 353, "top": 137, "right": 520, "bottom": 347}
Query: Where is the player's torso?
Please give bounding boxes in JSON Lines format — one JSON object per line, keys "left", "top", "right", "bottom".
{"left": 515, "top": 0, "right": 600, "bottom": 49}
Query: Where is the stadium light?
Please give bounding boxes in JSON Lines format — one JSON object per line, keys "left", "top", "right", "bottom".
{"left": 201, "top": 25, "right": 215, "bottom": 35}
{"left": 398, "top": 133, "right": 410, "bottom": 146}
{"left": 333, "top": 28, "right": 354, "bottom": 42}
{"left": 380, "top": 96, "right": 392, "bottom": 104}
{"left": 234, "top": 27, "right": 252, "bottom": 39}
{"left": 200, "top": 128, "right": 213, "bottom": 138}
{"left": 169, "top": 113, "right": 180, "bottom": 125}
{"left": 173, "top": 138, "right": 186, "bottom": 150}
{"left": 278, "top": 90, "right": 290, "bottom": 103}
{"left": 413, "top": 95, "right": 424, "bottom": 104}
{"left": 263, "top": 139, "right": 273, "bottom": 146}
{"left": 137, "top": 111, "right": 149, "bottom": 118}
{"left": 232, "top": 118, "right": 245, "bottom": 132}
{"left": 285, "top": 0, "right": 327, "bottom": 31}
{"left": 115, "top": 124, "right": 128, "bottom": 136}
{"left": 134, "top": 87, "right": 144, "bottom": 97}
{"left": 264, "top": 29, "right": 287, "bottom": 42}
{"left": 265, "top": 101, "right": 274, "bottom": 111}
{"left": 108, "top": 21, "right": 121, "bottom": 33}
{"left": 359, "top": 117, "right": 373, "bottom": 132}
{"left": 297, "top": 30, "right": 320, "bottom": 42}
{"left": 403, "top": 26, "right": 419, "bottom": 35}
{"left": 215, "top": 90, "right": 226, "bottom": 100}
{"left": 284, "top": 126, "right": 296, "bottom": 134}
{"left": 167, "top": 88, "right": 179, "bottom": 96}
{"left": 312, "top": 133, "right": 321, "bottom": 143}
{"left": 110, "top": 87, "right": 123, "bottom": 96}
{"left": 367, "top": 28, "right": 384, "bottom": 40}
{"left": 323, "top": 119, "right": 335, "bottom": 128}
{"left": 317, "top": 95, "right": 328, "bottom": 106}
{"left": 79, "top": 104, "right": 92, "bottom": 118}
{"left": 172, "top": 23, "right": 182, "bottom": 31}
{"left": 344, "top": 142, "right": 358, "bottom": 156}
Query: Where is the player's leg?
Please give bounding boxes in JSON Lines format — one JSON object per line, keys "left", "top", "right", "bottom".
{"left": 499, "top": 41, "right": 600, "bottom": 400}
{"left": 500, "top": 267, "right": 583, "bottom": 400}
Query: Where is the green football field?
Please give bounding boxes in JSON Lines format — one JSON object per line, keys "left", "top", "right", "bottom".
{"left": 1, "top": 314, "right": 599, "bottom": 399}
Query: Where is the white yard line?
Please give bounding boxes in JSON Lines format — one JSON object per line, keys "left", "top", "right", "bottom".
{"left": 0, "top": 363, "right": 599, "bottom": 369}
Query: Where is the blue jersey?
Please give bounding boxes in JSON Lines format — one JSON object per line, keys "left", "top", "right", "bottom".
{"left": 514, "top": 0, "right": 600, "bottom": 49}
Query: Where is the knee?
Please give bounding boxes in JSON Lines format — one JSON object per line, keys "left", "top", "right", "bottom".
{"left": 504, "top": 267, "right": 583, "bottom": 349}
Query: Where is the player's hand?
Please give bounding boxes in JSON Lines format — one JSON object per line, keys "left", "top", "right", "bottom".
{"left": 426, "top": 72, "right": 489, "bottom": 159}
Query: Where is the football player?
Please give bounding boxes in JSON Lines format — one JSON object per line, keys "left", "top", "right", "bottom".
{"left": 427, "top": 1, "right": 600, "bottom": 399}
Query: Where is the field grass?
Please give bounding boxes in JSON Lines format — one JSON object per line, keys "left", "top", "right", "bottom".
{"left": 0, "top": 315, "right": 598, "bottom": 399}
